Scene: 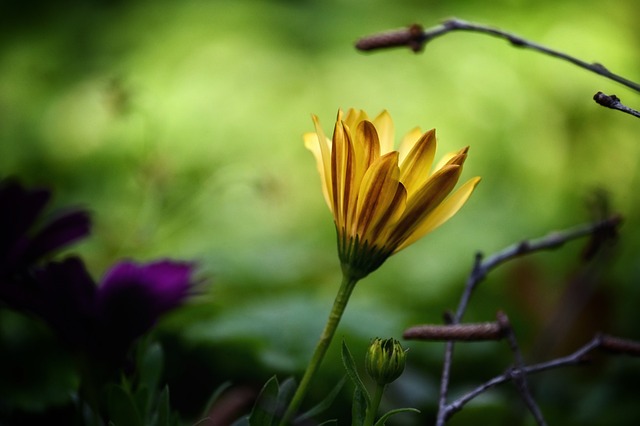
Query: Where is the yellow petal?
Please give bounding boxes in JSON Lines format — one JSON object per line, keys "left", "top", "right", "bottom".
{"left": 331, "top": 119, "right": 356, "bottom": 229}
{"left": 353, "top": 152, "right": 406, "bottom": 245}
{"left": 399, "top": 128, "right": 437, "bottom": 196}
{"left": 304, "top": 131, "right": 332, "bottom": 209}
{"left": 311, "top": 115, "right": 334, "bottom": 212}
{"left": 372, "top": 110, "right": 394, "bottom": 154}
{"left": 387, "top": 164, "right": 462, "bottom": 250}
{"left": 394, "top": 176, "right": 481, "bottom": 252}
{"left": 344, "top": 108, "right": 368, "bottom": 129}
{"left": 433, "top": 146, "right": 469, "bottom": 171}
{"left": 354, "top": 121, "right": 381, "bottom": 171}
{"left": 398, "top": 127, "right": 423, "bottom": 164}
{"left": 369, "top": 184, "right": 407, "bottom": 248}
{"left": 445, "top": 146, "right": 469, "bottom": 167}
{"left": 347, "top": 120, "right": 382, "bottom": 226}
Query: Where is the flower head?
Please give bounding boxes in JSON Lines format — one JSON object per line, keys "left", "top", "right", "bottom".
{"left": 365, "top": 337, "right": 406, "bottom": 386}
{"left": 97, "top": 260, "right": 194, "bottom": 347}
{"left": 32, "top": 257, "right": 196, "bottom": 363}
{"left": 304, "top": 109, "right": 480, "bottom": 279}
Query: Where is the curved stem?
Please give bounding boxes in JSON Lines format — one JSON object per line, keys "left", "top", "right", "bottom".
{"left": 280, "top": 274, "right": 359, "bottom": 425}
{"left": 364, "top": 383, "right": 385, "bottom": 426}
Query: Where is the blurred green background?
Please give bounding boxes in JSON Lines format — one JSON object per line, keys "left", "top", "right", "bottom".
{"left": 1, "top": 0, "right": 639, "bottom": 424}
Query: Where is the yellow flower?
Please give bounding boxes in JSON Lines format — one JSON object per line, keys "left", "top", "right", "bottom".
{"left": 304, "top": 109, "right": 480, "bottom": 279}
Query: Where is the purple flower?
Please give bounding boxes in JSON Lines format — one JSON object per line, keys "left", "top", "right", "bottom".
{"left": 99, "top": 260, "right": 193, "bottom": 320}
{"left": 32, "top": 257, "right": 98, "bottom": 348}
{"left": 96, "top": 260, "right": 194, "bottom": 353}
{"left": 0, "top": 178, "right": 91, "bottom": 308}
{"left": 0, "top": 178, "right": 196, "bottom": 364}
{"left": 32, "top": 257, "right": 196, "bottom": 362}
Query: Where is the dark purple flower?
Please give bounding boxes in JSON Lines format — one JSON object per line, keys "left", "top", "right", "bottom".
{"left": 0, "top": 178, "right": 91, "bottom": 278}
{"left": 29, "top": 257, "right": 195, "bottom": 363}
{"left": 31, "top": 257, "right": 98, "bottom": 348}
{"left": 96, "top": 260, "right": 194, "bottom": 353}
{"left": 99, "top": 260, "right": 193, "bottom": 317}
{"left": 0, "top": 178, "right": 196, "bottom": 364}
{"left": 0, "top": 178, "right": 91, "bottom": 309}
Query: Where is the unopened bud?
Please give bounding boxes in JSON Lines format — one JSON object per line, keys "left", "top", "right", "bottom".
{"left": 365, "top": 338, "right": 406, "bottom": 386}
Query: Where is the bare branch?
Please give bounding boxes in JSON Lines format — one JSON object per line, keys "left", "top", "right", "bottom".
{"left": 476, "top": 215, "right": 622, "bottom": 287}
{"left": 437, "top": 340, "right": 456, "bottom": 425}
{"left": 444, "top": 335, "right": 602, "bottom": 420}
{"left": 497, "top": 312, "right": 547, "bottom": 426}
{"left": 453, "top": 215, "right": 622, "bottom": 323}
{"left": 433, "top": 215, "right": 622, "bottom": 426}
{"left": 593, "top": 92, "right": 640, "bottom": 118}
{"left": 356, "top": 18, "right": 640, "bottom": 93}
{"left": 444, "top": 333, "right": 640, "bottom": 420}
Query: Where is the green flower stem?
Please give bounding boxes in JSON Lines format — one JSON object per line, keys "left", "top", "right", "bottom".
{"left": 280, "top": 274, "right": 359, "bottom": 425}
{"left": 364, "top": 383, "right": 385, "bottom": 426}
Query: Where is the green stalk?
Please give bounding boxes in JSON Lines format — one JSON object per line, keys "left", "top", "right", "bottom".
{"left": 363, "top": 383, "right": 385, "bottom": 426}
{"left": 280, "top": 274, "right": 359, "bottom": 425}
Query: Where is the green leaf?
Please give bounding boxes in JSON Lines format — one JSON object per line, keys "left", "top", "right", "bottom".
{"left": 200, "top": 381, "right": 233, "bottom": 418}
{"left": 318, "top": 420, "right": 338, "bottom": 426}
{"left": 249, "top": 376, "right": 279, "bottom": 426}
{"left": 373, "top": 408, "right": 420, "bottom": 426}
{"left": 133, "top": 384, "right": 150, "bottom": 421}
{"left": 140, "top": 343, "right": 164, "bottom": 393}
{"left": 274, "top": 377, "right": 296, "bottom": 420}
{"left": 156, "top": 385, "right": 171, "bottom": 426}
{"left": 107, "top": 384, "right": 143, "bottom": 426}
{"left": 351, "top": 388, "right": 367, "bottom": 426}
{"left": 230, "top": 416, "right": 250, "bottom": 426}
{"left": 341, "top": 341, "right": 370, "bottom": 407}
{"left": 295, "top": 377, "right": 345, "bottom": 423}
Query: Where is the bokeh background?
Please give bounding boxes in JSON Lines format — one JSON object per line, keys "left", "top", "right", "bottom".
{"left": 1, "top": 0, "right": 639, "bottom": 424}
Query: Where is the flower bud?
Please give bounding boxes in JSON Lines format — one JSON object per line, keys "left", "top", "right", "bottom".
{"left": 365, "top": 337, "right": 406, "bottom": 386}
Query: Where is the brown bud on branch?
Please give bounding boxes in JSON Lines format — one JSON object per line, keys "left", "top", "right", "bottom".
{"left": 404, "top": 322, "right": 504, "bottom": 341}
{"left": 593, "top": 92, "right": 640, "bottom": 119}
{"left": 599, "top": 334, "right": 640, "bottom": 356}
{"left": 355, "top": 24, "right": 425, "bottom": 53}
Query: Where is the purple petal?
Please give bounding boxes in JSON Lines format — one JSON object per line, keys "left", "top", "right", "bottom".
{"left": 24, "top": 210, "right": 92, "bottom": 264}
{"left": 97, "top": 260, "right": 195, "bottom": 346}
{"left": 0, "top": 178, "right": 91, "bottom": 274}
{"left": 30, "top": 257, "right": 98, "bottom": 347}
{"left": 100, "top": 260, "right": 194, "bottom": 313}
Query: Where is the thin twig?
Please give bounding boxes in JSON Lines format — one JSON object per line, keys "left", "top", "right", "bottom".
{"left": 593, "top": 92, "right": 640, "bottom": 118}
{"left": 444, "top": 332, "right": 640, "bottom": 420}
{"left": 497, "top": 312, "right": 547, "bottom": 426}
{"left": 444, "top": 334, "right": 603, "bottom": 420}
{"left": 455, "top": 215, "right": 621, "bottom": 321}
{"left": 434, "top": 255, "right": 483, "bottom": 425}
{"left": 476, "top": 215, "right": 622, "bottom": 286}
{"left": 356, "top": 18, "right": 640, "bottom": 93}
{"left": 434, "top": 215, "right": 622, "bottom": 426}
